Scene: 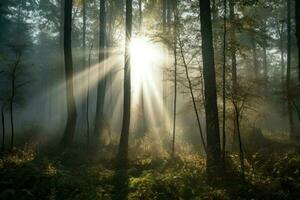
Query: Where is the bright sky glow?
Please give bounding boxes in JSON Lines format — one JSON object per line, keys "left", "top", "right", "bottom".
{"left": 129, "top": 36, "right": 164, "bottom": 93}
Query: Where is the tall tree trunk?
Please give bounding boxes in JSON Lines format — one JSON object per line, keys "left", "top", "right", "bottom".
{"left": 252, "top": 35, "right": 258, "bottom": 78}
{"left": 10, "top": 57, "right": 19, "bottom": 150}
{"left": 162, "top": 0, "right": 168, "bottom": 132}
{"left": 198, "top": 0, "right": 221, "bottom": 175}
{"left": 1, "top": 105, "right": 5, "bottom": 152}
{"left": 279, "top": 22, "right": 285, "bottom": 94}
{"left": 95, "top": 0, "right": 107, "bottom": 140}
{"left": 229, "top": 0, "right": 239, "bottom": 153}
{"left": 138, "top": 0, "right": 142, "bottom": 30}
{"left": 263, "top": 40, "right": 268, "bottom": 95}
{"left": 86, "top": 44, "right": 93, "bottom": 147}
{"left": 295, "top": 0, "right": 300, "bottom": 82}
{"left": 82, "top": 0, "right": 87, "bottom": 135}
{"left": 117, "top": 0, "right": 132, "bottom": 169}
{"left": 287, "top": 0, "right": 295, "bottom": 140}
{"left": 222, "top": 0, "right": 227, "bottom": 160}
{"left": 233, "top": 102, "right": 245, "bottom": 179}
{"left": 137, "top": 0, "right": 146, "bottom": 135}
{"left": 60, "top": 0, "right": 77, "bottom": 148}
{"left": 167, "top": 0, "right": 171, "bottom": 32}
{"left": 162, "top": 0, "right": 167, "bottom": 32}
{"left": 171, "top": 1, "right": 178, "bottom": 158}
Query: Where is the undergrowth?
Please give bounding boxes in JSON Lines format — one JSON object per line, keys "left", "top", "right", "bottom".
{"left": 0, "top": 146, "right": 299, "bottom": 200}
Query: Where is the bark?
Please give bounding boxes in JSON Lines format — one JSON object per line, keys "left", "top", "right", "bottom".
{"left": 222, "top": 0, "right": 227, "bottom": 160}
{"left": 60, "top": 0, "right": 77, "bottom": 148}
{"left": 167, "top": 0, "right": 171, "bottom": 31}
{"left": 229, "top": 0, "right": 239, "bottom": 153}
{"left": 198, "top": 0, "right": 221, "bottom": 175}
{"left": 171, "top": 12, "right": 177, "bottom": 158}
{"left": 233, "top": 102, "right": 245, "bottom": 179}
{"left": 279, "top": 22, "right": 285, "bottom": 93}
{"left": 86, "top": 44, "right": 93, "bottom": 147}
{"left": 95, "top": 0, "right": 107, "bottom": 139}
{"left": 138, "top": 0, "right": 142, "bottom": 31}
{"left": 138, "top": 0, "right": 147, "bottom": 135}
{"left": 117, "top": 0, "right": 132, "bottom": 169}
{"left": 162, "top": 0, "right": 168, "bottom": 131}
{"left": 1, "top": 105, "right": 5, "bottom": 152}
{"left": 295, "top": 0, "right": 300, "bottom": 82}
{"left": 10, "top": 55, "right": 20, "bottom": 150}
{"left": 263, "top": 41, "right": 268, "bottom": 95}
{"left": 162, "top": 0, "right": 167, "bottom": 32}
{"left": 252, "top": 36, "right": 258, "bottom": 78}
{"left": 82, "top": 0, "right": 86, "bottom": 134}
{"left": 287, "top": 0, "right": 295, "bottom": 140}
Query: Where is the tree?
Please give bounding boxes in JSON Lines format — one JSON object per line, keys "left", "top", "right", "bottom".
{"left": 94, "top": 0, "right": 107, "bottom": 141}
{"left": 60, "top": 0, "right": 77, "bottom": 148}
{"left": 178, "top": 35, "right": 206, "bottom": 153}
{"left": 286, "top": 0, "right": 295, "bottom": 140}
{"left": 82, "top": 0, "right": 87, "bottom": 136}
{"left": 222, "top": 0, "right": 227, "bottom": 160}
{"left": 1, "top": 101, "right": 6, "bottom": 152}
{"left": 198, "top": 0, "right": 221, "bottom": 175}
{"left": 117, "top": 0, "right": 132, "bottom": 169}
{"left": 171, "top": 2, "right": 178, "bottom": 158}
{"left": 229, "top": 0, "right": 239, "bottom": 152}
{"left": 295, "top": 0, "right": 300, "bottom": 82}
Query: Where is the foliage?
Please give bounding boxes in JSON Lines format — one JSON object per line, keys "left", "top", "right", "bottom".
{"left": 0, "top": 146, "right": 299, "bottom": 200}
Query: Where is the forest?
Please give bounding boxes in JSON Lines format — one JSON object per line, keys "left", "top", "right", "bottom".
{"left": 0, "top": 0, "right": 300, "bottom": 199}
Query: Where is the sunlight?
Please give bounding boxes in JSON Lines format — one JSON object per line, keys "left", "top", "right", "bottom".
{"left": 129, "top": 37, "right": 164, "bottom": 93}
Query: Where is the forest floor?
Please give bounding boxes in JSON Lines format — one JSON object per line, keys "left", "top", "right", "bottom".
{"left": 0, "top": 137, "right": 300, "bottom": 200}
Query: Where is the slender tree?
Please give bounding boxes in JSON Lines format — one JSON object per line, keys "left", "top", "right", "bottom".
{"left": 171, "top": 1, "right": 178, "bottom": 158}
{"left": 179, "top": 37, "right": 206, "bottom": 153}
{"left": 287, "top": 0, "right": 295, "bottom": 140}
{"left": 229, "top": 0, "right": 239, "bottom": 152}
{"left": 222, "top": 0, "right": 227, "bottom": 160}
{"left": 60, "top": 0, "right": 77, "bottom": 147}
{"left": 82, "top": 0, "right": 87, "bottom": 134}
{"left": 95, "top": 0, "right": 107, "bottom": 140}
{"left": 117, "top": 0, "right": 132, "bottom": 169}
{"left": 295, "top": 0, "right": 300, "bottom": 82}
{"left": 198, "top": 0, "right": 221, "bottom": 175}
{"left": 1, "top": 103, "right": 6, "bottom": 152}
{"left": 86, "top": 44, "right": 93, "bottom": 147}
{"left": 137, "top": 0, "right": 147, "bottom": 135}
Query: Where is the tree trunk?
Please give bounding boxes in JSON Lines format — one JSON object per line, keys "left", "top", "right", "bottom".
{"left": 138, "top": 0, "right": 142, "bottom": 31}
{"left": 263, "top": 41, "right": 268, "bottom": 95}
{"left": 117, "top": 0, "right": 132, "bottom": 169}
{"left": 198, "top": 0, "right": 221, "bottom": 175}
{"left": 222, "top": 0, "right": 227, "bottom": 161}
{"left": 287, "top": 0, "right": 295, "bottom": 140}
{"left": 60, "top": 0, "right": 77, "bottom": 148}
{"left": 94, "top": 0, "right": 107, "bottom": 140}
{"left": 252, "top": 35, "right": 258, "bottom": 78}
{"left": 10, "top": 57, "right": 19, "bottom": 150}
{"left": 138, "top": 0, "right": 147, "bottom": 136}
{"left": 295, "top": 0, "right": 300, "bottom": 82}
{"left": 279, "top": 22, "right": 285, "bottom": 97}
{"left": 1, "top": 105, "right": 5, "bottom": 152}
{"left": 171, "top": 14, "right": 177, "bottom": 158}
{"left": 86, "top": 44, "right": 93, "bottom": 147}
{"left": 229, "top": 0, "right": 239, "bottom": 153}
{"left": 233, "top": 103, "right": 245, "bottom": 179}
{"left": 82, "top": 0, "right": 86, "bottom": 135}
{"left": 162, "top": 0, "right": 168, "bottom": 132}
